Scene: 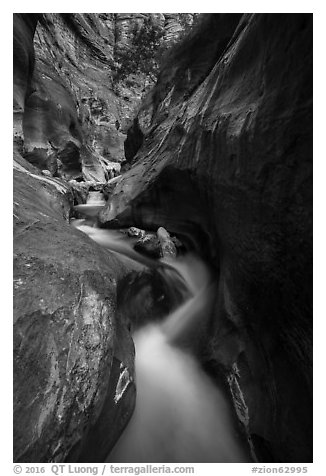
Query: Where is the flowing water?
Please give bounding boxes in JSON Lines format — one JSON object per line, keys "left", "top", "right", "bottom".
{"left": 72, "top": 204, "right": 250, "bottom": 463}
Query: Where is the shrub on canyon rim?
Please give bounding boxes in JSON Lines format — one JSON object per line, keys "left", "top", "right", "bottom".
{"left": 113, "top": 18, "right": 166, "bottom": 83}
{"left": 113, "top": 15, "right": 197, "bottom": 85}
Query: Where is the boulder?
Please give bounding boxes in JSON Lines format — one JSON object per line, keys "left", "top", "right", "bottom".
{"left": 157, "top": 226, "right": 177, "bottom": 259}
{"left": 13, "top": 161, "right": 135, "bottom": 462}
{"left": 171, "top": 236, "right": 184, "bottom": 250}
{"left": 127, "top": 227, "right": 145, "bottom": 239}
{"left": 117, "top": 268, "right": 190, "bottom": 332}
{"left": 134, "top": 233, "right": 161, "bottom": 259}
{"left": 86, "top": 191, "right": 106, "bottom": 205}
{"left": 42, "top": 169, "right": 52, "bottom": 177}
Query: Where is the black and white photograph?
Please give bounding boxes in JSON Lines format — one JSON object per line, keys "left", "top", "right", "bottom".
{"left": 12, "top": 4, "right": 314, "bottom": 470}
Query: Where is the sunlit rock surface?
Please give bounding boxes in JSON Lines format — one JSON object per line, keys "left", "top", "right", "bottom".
{"left": 100, "top": 14, "right": 313, "bottom": 462}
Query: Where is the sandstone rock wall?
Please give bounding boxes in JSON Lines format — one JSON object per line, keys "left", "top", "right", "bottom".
{"left": 13, "top": 12, "right": 198, "bottom": 463}
{"left": 23, "top": 13, "right": 124, "bottom": 181}
{"left": 99, "top": 13, "right": 313, "bottom": 462}
{"left": 13, "top": 14, "right": 39, "bottom": 153}
{"left": 13, "top": 12, "right": 312, "bottom": 463}
{"left": 13, "top": 156, "right": 136, "bottom": 462}
{"left": 14, "top": 13, "right": 196, "bottom": 181}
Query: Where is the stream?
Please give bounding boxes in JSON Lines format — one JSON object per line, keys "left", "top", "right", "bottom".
{"left": 72, "top": 199, "right": 250, "bottom": 463}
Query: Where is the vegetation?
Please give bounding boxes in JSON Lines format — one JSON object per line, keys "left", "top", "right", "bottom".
{"left": 113, "top": 15, "right": 199, "bottom": 85}
{"left": 113, "top": 18, "right": 166, "bottom": 83}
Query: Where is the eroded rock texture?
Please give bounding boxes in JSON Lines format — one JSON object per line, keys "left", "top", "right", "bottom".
{"left": 13, "top": 157, "right": 135, "bottom": 462}
{"left": 13, "top": 13, "right": 195, "bottom": 181}
{"left": 22, "top": 14, "right": 123, "bottom": 181}
{"left": 13, "top": 14, "right": 39, "bottom": 153}
{"left": 13, "top": 12, "right": 198, "bottom": 463}
{"left": 100, "top": 14, "right": 313, "bottom": 462}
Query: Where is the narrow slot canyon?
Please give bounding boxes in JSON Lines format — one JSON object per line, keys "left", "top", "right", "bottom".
{"left": 13, "top": 13, "right": 312, "bottom": 464}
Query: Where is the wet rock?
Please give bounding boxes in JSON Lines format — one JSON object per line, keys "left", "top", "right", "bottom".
{"left": 99, "top": 14, "right": 313, "bottom": 462}
{"left": 117, "top": 268, "right": 189, "bottom": 332}
{"left": 157, "top": 226, "right": 177, "bottom": 259}
{"left": 68, "top": 180, "right": 119, "bottom": 206}
{"left": 42, "top": 169, "right": 52, "bottom": 177}
{"left": 68, "top": 180, "right": 89, "bottom": 204}
{"left": 127, "top": 227, "right": 145, "bottom": 239}
{"left": 13, "top": 159, "right": 135, "bottom": 463}
{"left": 86, "top": 191, "right": 106, "bottom": 205}
{"left": 134, "top": 234, "right": 161, "bottom": 259}
{"left": 171, "top": 236, "right": 184, "bottom": 250}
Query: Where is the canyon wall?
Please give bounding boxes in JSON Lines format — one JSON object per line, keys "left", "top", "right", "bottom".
{"left": 13, "top": 12, "right": 312, "bottom": 463}
{"left": 14, "top": 13, "right": 194, "bottom": 181}
{"left": 100, "top": 14, "right": 313, "bottom": 462}
{"left": 13, "top": 154, "right": 136, "bottom": 462}
{"left": 13, "top": 12, "right": 196, "bottom": 462}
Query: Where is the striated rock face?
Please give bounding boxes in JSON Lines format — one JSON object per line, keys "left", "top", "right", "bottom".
{"left": 14, "top": 13, "right": 196, "bottom": 181}
{"left": 99, "top": 14, "right": 313, "bottom": 462}
{"left": 13, "top": 14, "right": 39, "bottom": 111}
{"left": 22, "top": 13, "right": 123, "bottom": 181}
{"left": 13, "top": 14, "right": 39, "bottom": 154}
{"left": 13, "top": 157, "right": 135, "bottom": 462}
